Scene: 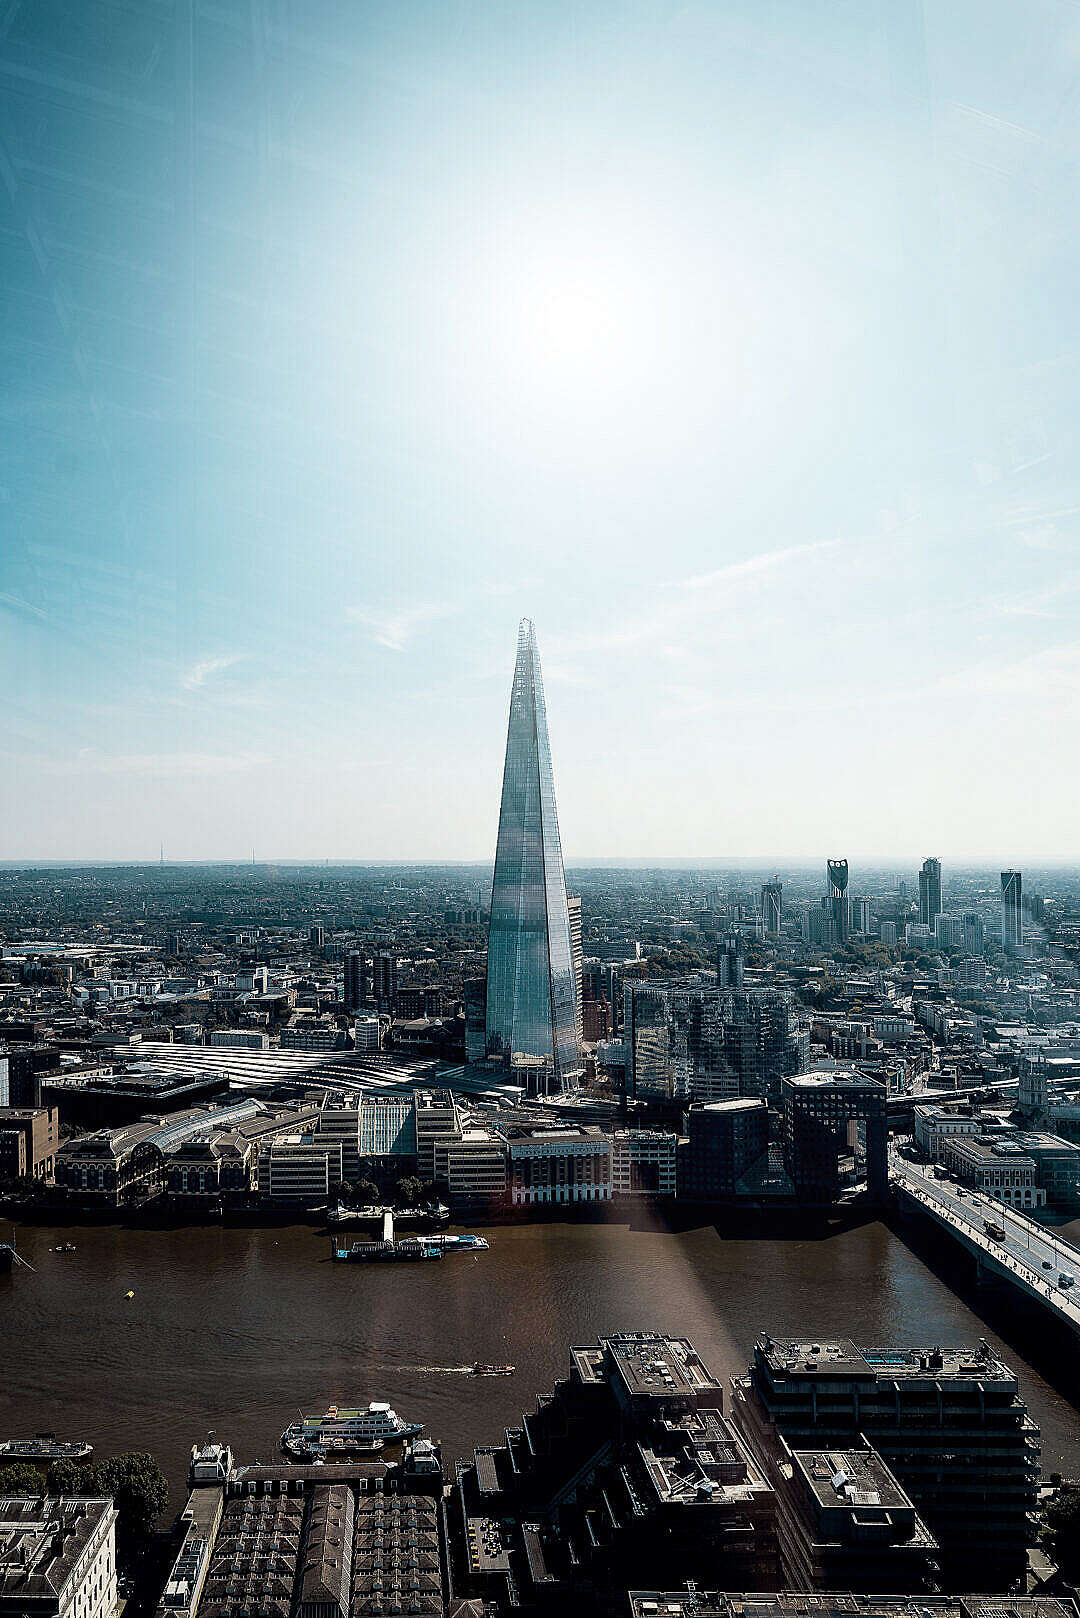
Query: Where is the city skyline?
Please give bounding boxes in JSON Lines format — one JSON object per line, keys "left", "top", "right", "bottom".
{"left": 2, "top": 3, "right": 1080, "bottom": 861}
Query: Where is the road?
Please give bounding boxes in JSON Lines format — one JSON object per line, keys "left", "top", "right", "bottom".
{"left": 891, "top": 1148, "right": 1080, "bottom": 1330}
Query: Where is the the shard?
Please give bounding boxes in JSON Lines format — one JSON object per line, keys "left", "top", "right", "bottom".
{"left": 485, "top": 619, "right": 580, "bottom": 1091}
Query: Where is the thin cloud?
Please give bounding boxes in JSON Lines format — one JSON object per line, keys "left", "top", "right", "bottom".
{"left": 38, "top": 750, "right": 271, "bottom": 778}
{"left": 182, "top": 653, "right": 245, "bottom": 690}
{"left": 671, "top": 538, "right": 844, "bottom": 591}
{"left": 347, "top": 600, "right": 459, "bottom": 650}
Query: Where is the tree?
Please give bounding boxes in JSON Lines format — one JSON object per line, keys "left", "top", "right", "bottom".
{"left": 0, "top": 1463, "right": 44, "bottom": 1495}
{"left": 93, "top": 1453, "right": 168, "bottom": 1540}
{"left": 394, "top": 1175, "right": 423, "bottom": 1207}
{"left": 354, "top": 1178, "right": 380, "bottom": 1207}
{"left": 45, "top": 1452, "right": 168, "bottom": 1544}
{"left": 1043, "top": 1490, "right": 1080, "bottom": 1577}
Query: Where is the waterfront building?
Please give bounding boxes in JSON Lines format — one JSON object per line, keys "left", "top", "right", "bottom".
{"left": 505, "top": 1125, "right": 612, "bottom": 1206}
{"left": 940, "top": 1136, "right": 1045, "bottom": 1209}
{"left": 630, "top": 1596, "right": 1078, "bottom": 1618}
{"left": 263, "top": 1134, "right": 343, "bottom": 1204}
{"left": 912, "top": 1105, "right": 982, "bottom": 1161}
{"left": 781, "top": 1070, "right": 888, "bottom": 1203}
{"left": 679, "top": 1099, "right": 770, "bottom": 1201}
{"left": 919, "top": 858, "right": 943, "bottom": 929}
{"left": 731, "top": 1334, "right": 1040, "bottom": 1589}
{"left": 0, "top": 1495, "right": 116, "bottom": 1618}
{"left": 0, "top": 1104, "right": 58, "bottom": 1182}
{"left": 1002, "top": 870, "right": 1024, "bottom": 954}
{"left": 485, "top": 619, "right": 580, "bottom": 1092}
{"left": 451, "top": 1332, "right": 779, "bottom": 1612}
{"left": 762, "top": 877, "right": 783, "bottom": 936}
{"left": 610, "top": 1128, "right": 677, "bottom": 1197}
{"left": 776, "top": 1444, "right": 938, "bottom": 1592}
{"left": 413, "top": 1089, "right": 461, "bottom": 1180}
{"left": 432, "top": 1126, "right": 508, "bottom": 1214}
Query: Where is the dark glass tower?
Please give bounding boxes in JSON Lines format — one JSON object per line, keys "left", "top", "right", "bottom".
{"left": 485, "top": 619, "right": 579, "bottom": 1091}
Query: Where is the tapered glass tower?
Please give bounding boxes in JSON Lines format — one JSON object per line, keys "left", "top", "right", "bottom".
{"left": 485, "top": 619, "right": 580, "bottom": 1091}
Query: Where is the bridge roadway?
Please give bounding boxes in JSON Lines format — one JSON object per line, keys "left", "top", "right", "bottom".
{"left": 891, "top": 1152, "right": 1080, "bottom": 1333}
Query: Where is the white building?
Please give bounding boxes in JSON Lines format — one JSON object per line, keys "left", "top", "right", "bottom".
{"left": 506, "top": 1129, "right": 612, "bottom": 1206}
{"left": 209, "top": 1029, "right": 269, "bottom": 1050}
{"left": 913, "top": 1104, "right": 983, "bottom": 1162}
{"left": 353, "top": 1014, "right": 381, "bottom": 1051}
{"left": 0, "top": 1495, "right": 116, "bottom": 1618}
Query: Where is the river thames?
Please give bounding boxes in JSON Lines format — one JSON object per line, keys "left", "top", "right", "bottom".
{"left": 3, "top": 1208, "right": 1080, "bottom": 1507}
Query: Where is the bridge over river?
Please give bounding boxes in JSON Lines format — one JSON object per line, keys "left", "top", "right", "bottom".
{"left": 892, "top": 1153, "right": 1080, "bottom": 1335}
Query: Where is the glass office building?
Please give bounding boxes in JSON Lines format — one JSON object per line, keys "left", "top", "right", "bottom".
{"left": 485, "top": 620, "right": 580, "bottom": 1092}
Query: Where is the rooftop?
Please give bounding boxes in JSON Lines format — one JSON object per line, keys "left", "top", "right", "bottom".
{"left": 755, "top": 1335, "right": 1017, "bottom": 1385}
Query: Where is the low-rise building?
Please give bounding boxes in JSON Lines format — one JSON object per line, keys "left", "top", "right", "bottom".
{"left": 942, "top": 1136, "right": 1045, "bottom": 1208}
{"left": 0, "top": 1494, "right": 116, "bottom": 1618}
{"left": 0, "top": 1104, "right": 59, "bottom": 1182}
{"left": 610, "top": 1129, "right": 677, "bottom": 1197}
{"left": 505, "top": 1126, "right": 612, "bottom": 1206}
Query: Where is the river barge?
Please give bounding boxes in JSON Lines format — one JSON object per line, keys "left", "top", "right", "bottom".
{"left": 0, "top": 1436, "right": 94, "bottom": 1464}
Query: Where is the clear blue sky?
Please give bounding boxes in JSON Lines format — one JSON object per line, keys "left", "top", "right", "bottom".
{"left": 1, "top": 1, "right": 1078, "bottom": 861}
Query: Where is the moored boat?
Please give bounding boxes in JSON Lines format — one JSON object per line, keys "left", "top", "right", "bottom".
{"left": 281, "top": 1401, "right": 422, "bottom": 1459}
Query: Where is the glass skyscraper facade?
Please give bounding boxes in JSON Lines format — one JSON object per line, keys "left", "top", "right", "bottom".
{"left": 485, "top": 620, "right": 580, "bottom": 1091}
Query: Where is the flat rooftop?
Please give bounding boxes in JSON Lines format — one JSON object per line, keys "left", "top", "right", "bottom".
{"left": 571, "top": 1332, "right": 723, "bottom": 1402}
{"left": 756, "top": 1335, "right": 1017, "bottom": 1385}
{"left": 793, "top": 1448, "right": 912, "bottom": 1514}
{"left": 628, "top": 1598, "right": 1080, "bottom": 1618}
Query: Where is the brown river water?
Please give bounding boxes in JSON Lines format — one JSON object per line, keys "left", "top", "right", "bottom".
{"left": 3, "top": 1207, "right": 1080, "bottom": 1511}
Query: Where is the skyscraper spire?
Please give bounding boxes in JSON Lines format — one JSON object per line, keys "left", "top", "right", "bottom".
{"left": 485, "top": 619, "right": 580, "bottom": 1092}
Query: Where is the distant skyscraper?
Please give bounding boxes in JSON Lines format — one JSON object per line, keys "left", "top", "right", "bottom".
{"left": 485, "top": 619, "right": 579, "bottom": 1091}
{"left": 309, "top": 923, "right": 325, "bottom": 950}
{"left": 918, "top": 857, "right": 942, "bottom": 928}
{"left": 343, "top": 950, "right": 367, "bottom": 1012}
{"left": 1001, "top": 870, "right": 1024, "bottom": 955}
{"left": 372, "top": 951, "right": 397, "bottom": 1011}
{"left": 761, "top": 877, "right": 782, "bottom": 936}
{"left": 826, "top": 859, "right": 850, "bottom": 943}
{"left": 718, "top": 928, "right": 745, "bottom": 988}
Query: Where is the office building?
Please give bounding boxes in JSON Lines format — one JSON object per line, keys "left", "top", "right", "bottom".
{"left": 463, "top": 977, "right": 487, "bottom": 1064}
{"left": 450, "top": 1333, "right": 779, "bottom": 1612}
{"left": 567, "top": 893, "right": 584, "bottom": 1041}
{"left": 962, "top": 913, "right": 985, "bottom": 955}
{"left": 826, "top": 859, "right": 850, "bottom": 944}
{"left": 485, "top": 619, "right": 579, "bottom": 1092}
{"left": 505, "top": 1126, "right": 612, "bottom": 1206}
{"left": 718, "top": 928, "right": 746, "bottom": 989}
{"left": 731, "top": 1334, "right": 1040, "bottom": 1589}
{"left": 263, "top": 1135, "right": 343, "bottom": 1204}
{"left": 1002, "top": 871, "right": 1024, "bottom": 955}
{"left": 209, "top": 1030, "right": 269, "bottom": 1050}
{"left": 343, "top": 949, "right": 368, "bottom": 1013}
{"left": 850, "top": 896, "right": 871, "bottom": 935}
{"left": 679, "top": 1098, "right": 769, "bottom": 1201}
{"left": 941, "top": 1136, "right": 1045, "bottom": 1209}
{"left": 624, "top": 982, "right": 808, "bottom": 1104}
{"left": 309, "top": 923, "right": 325, "bottom": 950}
{"left": 0, "top": 1105, "right": 59, "bottom": 1182}
{"left": 353, "top": 1014, "right": 380, "bottom": 1052}
{"left": 919, "top": 858, "right": 942, "bottom": 929}
{"left": 762, "top": 877, "right": 783, "bottom": 936}
{"left": 776, "top": 1444, "right": 938, "bottom": 1592}
{"left": 372, "top": 952, "right": 397, "bottom": 1012}
{"left": 0, "top": 1495, "right": 117, "bottom": 1618}
{"left": 610, "top": 1129, "right": 678, "bottom": 1197}
{"left": 781, "top": 1070, "right": 888, "bottom": 1202}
